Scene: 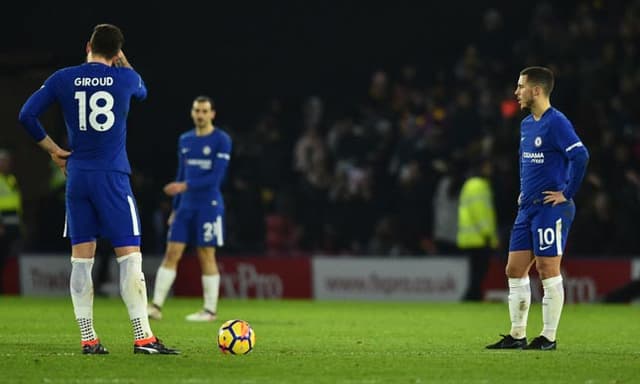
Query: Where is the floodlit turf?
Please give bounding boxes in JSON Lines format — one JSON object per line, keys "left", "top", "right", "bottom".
{"left": 0, "top": 297, "right": 638, "bottom": 383}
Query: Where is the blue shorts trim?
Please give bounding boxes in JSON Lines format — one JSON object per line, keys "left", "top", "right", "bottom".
{"left": 70, "top": 236, "right": 96, "bottom": 245}
{"left": 111, "top": 236, "right": 141, "bottom": 247}
{"left": 70, "top": 236, "right": 140, "bottom": 247}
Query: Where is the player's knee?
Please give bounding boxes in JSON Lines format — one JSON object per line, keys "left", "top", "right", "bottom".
{"left": 164, "top": 249, "right": 183, "bottom": 264}
{"left": 505, "top": 263, "right": 526, "bottom": 278}
{"left": 201, "top": 260, "right": 218, "bottom": 275}
{"left": 535, "top": 263, "right": 561, "bottom": 280}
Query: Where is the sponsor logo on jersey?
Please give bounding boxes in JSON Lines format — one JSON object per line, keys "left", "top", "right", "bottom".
{"left": 523, "top": 151, "right": 545, "bottom": 164}
{"left": 186, "top": 158, "right": 212, "bottom": 170}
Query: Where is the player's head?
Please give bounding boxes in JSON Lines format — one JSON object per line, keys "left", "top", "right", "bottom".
{"left": 88, "top": 24, "right": 124, "bottom": 59}
{"left": 191, "top": 95, "right": 216, "bottom": 128}
{"left": 515, "top": 66, "right": 554, "bottom": 110}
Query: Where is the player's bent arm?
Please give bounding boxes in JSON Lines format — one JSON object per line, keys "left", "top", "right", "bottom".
{"left": 18, "top": 84, "right": 57, "bottom": 142}
{"left": 185, "top": 159, "right": 230, "bottom": 191}
{"left": 185, "top": 138, "right": 232, "bottom": 191}
{"left": 40, "top": 136, "right": 71, "bottom": 174}
{"left": 36, "top": 136, "right": 68, "bottom": 156}
{"left": 563, "top": 145, "right": 590, "bottom": 200}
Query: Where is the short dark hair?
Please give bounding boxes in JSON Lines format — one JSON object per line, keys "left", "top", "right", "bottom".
{"left": 193, "top": 95, "right": 215, "bottom": 110}
{"left": 520, "top": 66, "right": 555, "bottom": 95}
{"left": 89, "top": 24, "right": 124, "bottom": 59}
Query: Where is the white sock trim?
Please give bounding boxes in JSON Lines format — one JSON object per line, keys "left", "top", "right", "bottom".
{"left": 541, "top": 275, "right": 563, "bottom": 288}
{"left": 117, "top": 252, "right": 142, "bottom": 264}
{"left": 71, "top": 257, "right": 95, "bottom": 264}
{"left": 508, "top": 276, "right": 530, "bottom": 288}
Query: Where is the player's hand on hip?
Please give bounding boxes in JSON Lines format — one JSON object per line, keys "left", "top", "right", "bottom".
{"left": 163, "top": 182, "right": 187, "bottom": 196}
{"left": 542, "top": 190, "right": 567, "bottom": 206}
{"left": 51, "top": 148, "right": 71, "bottom": 176}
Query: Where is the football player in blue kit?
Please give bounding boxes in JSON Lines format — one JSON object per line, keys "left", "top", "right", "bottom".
{"left": 18, "top": 24, "right": 178, "bottom": 355}
{"left": 148, "top": 96, "right": 231, "bottom": 322}
{"left": 487, "top": 67, "right": 589, "bottom": 350}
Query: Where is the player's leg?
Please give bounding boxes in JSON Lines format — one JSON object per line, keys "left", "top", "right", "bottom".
{"left": 486, "top": 249, "right": 534, "bottom": 349}
{"left": 526, "top": 201, "right": 575, "bottom": 350}
{"left": 487, "top": 209, "right": 534, "bottom": 349}
{"left": 149, "top": 241, "right": 187, "bottom": 319}
{"left": 94, "top": 171, "right": 178, "bottom": 354}
{"left": 113, "top": 245, "right": 177, "bottom": 354}
{"left": 149, "top": 209, "right": 191, "bottom": 319}
{"left": 506, "top": 250, "right": 535, "bottom": 340}
{"left": 185, "top": 246, "right": 219, "bottom": 322}
{"left": 66, "top": 170, "right": 108, "bottom": 354}
{"left": 70, "top": 241, "right": 109, "bottom": 355}
{"left": 186, "top": 210, "right": 223, "bottom": 322}
{"left": 524, "top": 255, "right": 563, "bottom": 350}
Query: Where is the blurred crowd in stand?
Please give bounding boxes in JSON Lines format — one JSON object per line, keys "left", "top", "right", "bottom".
{"left": 6, "top": 1, "right": 640, "bottom": 259}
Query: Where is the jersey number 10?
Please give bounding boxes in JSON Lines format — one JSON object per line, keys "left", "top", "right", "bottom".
{"left": 74, "top": 91, "right": 115, "bottom": 132}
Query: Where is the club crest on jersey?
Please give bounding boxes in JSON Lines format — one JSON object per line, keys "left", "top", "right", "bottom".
{"left": 203, "top": 146, "right": 211, "bottom": 155}
{"left": 534, "top": 136, "right": 542, "bottom": 147}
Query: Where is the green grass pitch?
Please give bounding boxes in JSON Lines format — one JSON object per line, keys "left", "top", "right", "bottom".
{"left": 0, "top": 297, "right": 638, "bottom": 383}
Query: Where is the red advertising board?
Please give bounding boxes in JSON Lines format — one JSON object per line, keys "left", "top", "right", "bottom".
{"left": 483, "top": 257, "right": 632, "bottom": 303}
{"left": 173, "top": 255, "right": 312, "bottom": 299}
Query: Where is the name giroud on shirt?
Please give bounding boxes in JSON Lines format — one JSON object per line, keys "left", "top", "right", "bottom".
{"left": 74, "top": 77, "right": 114, "bottom": 86}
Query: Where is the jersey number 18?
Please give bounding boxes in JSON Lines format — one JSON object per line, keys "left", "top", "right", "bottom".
{"left": 74, "top": 91, "right": 115, "bottom": 132}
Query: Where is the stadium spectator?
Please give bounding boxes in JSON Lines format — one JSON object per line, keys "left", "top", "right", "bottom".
{"left": 7, "top": 1, "right": 640, "bottom": 261}
{"left": 457, "top": 156, "right": 498, "bottom": 301}
{"left": 0, "top": 149, "right": 23, "bottom": 293}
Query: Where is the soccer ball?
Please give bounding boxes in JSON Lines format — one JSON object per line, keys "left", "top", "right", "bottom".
{"left": 217, "top": 319, "right": 256, "bottom": 355}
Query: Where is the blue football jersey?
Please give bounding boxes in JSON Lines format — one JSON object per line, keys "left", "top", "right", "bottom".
{"left": 173, "top": 127, "right": 232, "bottom": 210}
{"left": 19, "top": 62, "right": 147, "bottom": 174}
{"left": 519, "top": 107, "right": 588, "bottom": 205}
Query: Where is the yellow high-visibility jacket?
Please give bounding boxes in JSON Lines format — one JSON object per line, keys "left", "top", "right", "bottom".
{"left": 0, "top": 173, "right": 22, "bottom": 214}
{"left": 457, "top": 176, "right": 498, "bottom": 249}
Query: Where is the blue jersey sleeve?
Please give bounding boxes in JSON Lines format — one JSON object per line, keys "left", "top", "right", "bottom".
{"left": 186, "top": 134, "right": 232, "bottom": 191}
{"left": 130, "top": 70, "right": 147, "bottom": 101}
{"left": 551, "top": 115, "right": 589, "bottom": 200}
{"left": 18, "top": 73, "right": 59, "bottom": 142}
